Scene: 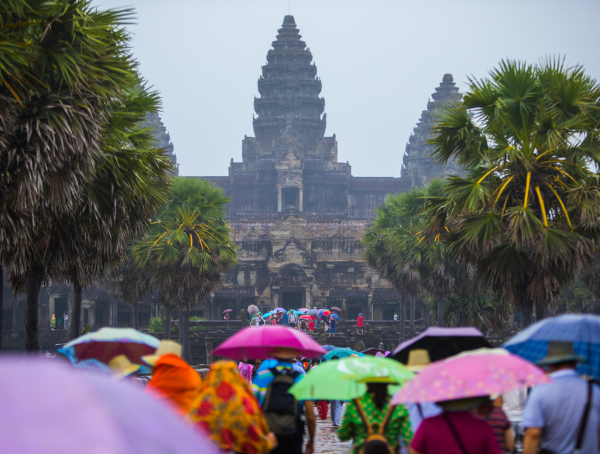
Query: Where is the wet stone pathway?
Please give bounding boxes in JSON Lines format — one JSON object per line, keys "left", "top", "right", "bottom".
{"left": 310, "top": 404, "right": 352, "bottom": 454}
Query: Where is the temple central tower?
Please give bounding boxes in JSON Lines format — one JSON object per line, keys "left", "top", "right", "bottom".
{"left": 253, "top": 15, "right": 326, "bottom": 154}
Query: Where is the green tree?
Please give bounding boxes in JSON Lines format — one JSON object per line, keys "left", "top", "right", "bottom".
{"left": 428, "top": 59, "right": 600, "bottom": 328}
{"left": 134, "top": 178, "right": 238, "bottom": 363}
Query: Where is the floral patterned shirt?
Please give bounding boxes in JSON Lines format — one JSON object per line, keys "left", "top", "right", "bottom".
{"left": 337, "top": 393, "right": 413, "bottom": 453}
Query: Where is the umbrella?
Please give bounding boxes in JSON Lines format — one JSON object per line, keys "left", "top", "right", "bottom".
{"left": 211, "top": 326, "right": 326, "bottom": 360}
{"left": 0, "top": 359, "right": 217, "bottom": 454}
{"left": 362, "top": 347, "right": 387, "bottom": 356}
{"left": 289, "top": 356, "right": 414, "bottom": 400}
{"left": 300, "top": 315, "right": 316, "bottom": 320}
{"left": 330, "top": 314, "right": 341, "bottom": 321}
{"left": 322, "top": 345, "right": 336, "bottom": 351}
{"left": 307, "top": 309, "right": 318, "bottom": 315}
{"left": 273, "top": 307, "right": 286, "bottom": 313}
{"left": 330, "top": 307, "right": 342, "bottom": 311}
{"left": 262, "top": 311, "right": 273, "bottom": 318}
{"left": 318, "top": 310, "right": 331, "bottom": 316}
{"left": 258, "top": 359, "right": 306, "bottom": 376}
{"left": 324, "top": 347, "right": 366, "bottom": 360}
{"left": 392, "top": 348, "right": 550, "bottom": 405}
{"left": 503, "top": 314, "right": 600, "bottom": 379}
{"left": 247, "top": 305, "right": 259, "bottom": 316}
{"left": 390, "top": 327, "right": 492, "bottom": 364}
{"left": 299, "top": 308, "right": 309, "bottom": 311}
{"left": 59, "top": 328, "right": 160, "bottom": 373}
{"left": 222, "top": 309, "right": 233, "bottom": 313}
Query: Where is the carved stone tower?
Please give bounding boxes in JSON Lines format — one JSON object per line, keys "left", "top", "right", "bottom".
{"left": 401, "top": 74, "right": 463, "bottom": 188}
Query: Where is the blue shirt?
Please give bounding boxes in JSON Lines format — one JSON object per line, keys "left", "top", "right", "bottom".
{"left": 523, "top": 369, "right": 600, "bottom": 454}
{"left": 406, "top": 402, "right": 443, "bottom": 432}
{"left": 252, "top": 360, "right": 304, "bottom": 406}
{"left": 282, "top": 312, "right": 289, "bottom": 324}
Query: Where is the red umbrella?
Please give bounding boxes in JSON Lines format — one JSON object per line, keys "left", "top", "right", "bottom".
{"left": 330, "top": 307, "right": 342, "bottom": 311}
{"left": 212, "top": 326, "right": 325, "bottom": 360}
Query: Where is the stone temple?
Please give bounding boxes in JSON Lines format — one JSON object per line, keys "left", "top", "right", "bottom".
{"left": 2, "top": 15, "right": 463, "bottom": 342}
{"left": 193, "top": 15, "right": 462, "bottom": 321}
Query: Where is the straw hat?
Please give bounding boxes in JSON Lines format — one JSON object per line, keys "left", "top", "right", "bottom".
{"left": 109, "top": 354, "right": 140, "bottom": 380}
{"left": 538, "top": 341, "right": 585, "bottom": 366}
{"left": 406, "top": 349, "right": 431, "bottom": 373}
{"left": 142, "top": 340, "right": 183, "bottom": 366}
{"left": 271, "top": 347, "right": 300, "bottom": 360}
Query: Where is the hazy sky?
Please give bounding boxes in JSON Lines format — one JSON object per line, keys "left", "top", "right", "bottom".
{"left": 93, "top": 0, "right": 600, "bottom": 177}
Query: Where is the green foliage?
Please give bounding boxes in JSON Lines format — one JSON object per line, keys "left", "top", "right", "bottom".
{"left": 427, "top": 59, "right": 600, "bottom": 326}
{"left": 189, "top": 316, "right": 207, "bottom": 332}
{"left": 148, "top": 317, "right": 164, "bottom": 333}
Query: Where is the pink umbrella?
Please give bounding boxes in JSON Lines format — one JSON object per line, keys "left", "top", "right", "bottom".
{"left": 330, "top": 307, "right": 342, "bottom": 311}
{"left": 0, "top": 359, "right": 217, "bottom": 454}
{"left": 212, "top": 325, "right": 326, "bottom": 360}
{"left": 298, "top": 308, "right": 309, "bottom": 311}
{"left": 222, "top": 309, "right": 233, "bottom": 313}
{"left": 392, "top": 348, "right": 551, "bottom": 405}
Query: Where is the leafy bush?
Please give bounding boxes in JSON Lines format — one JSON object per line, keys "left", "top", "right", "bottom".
{"left": 148, "top": 317, "right": 164, "bottom": 333}
{"left": 190, "top": 316, "right": 207, "bottom": 332}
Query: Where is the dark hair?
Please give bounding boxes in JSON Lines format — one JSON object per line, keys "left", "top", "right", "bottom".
{"left": 366, "top": 383, "right": 389, "bottom": 410}
{"left": 330, "top": 355, "right": 340, "bottom": 361}
{"left": 312, "top": 358, "right": 319, "bottom": 364}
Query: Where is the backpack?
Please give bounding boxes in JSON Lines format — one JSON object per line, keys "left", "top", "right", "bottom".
{"left": 353, "top": 398, "right": 396, "bottom": 454}
{"left": 262, "top": 368, "right": 302, "bottom": 440}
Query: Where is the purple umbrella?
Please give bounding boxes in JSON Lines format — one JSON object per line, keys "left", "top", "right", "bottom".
{"left": 330, "top": 307, "right": 342, "bottom": 311}
{"left": 391, "top": 327, "right": 492, "bottom": 364}
{"left": 273, "top": 307, "right": 285, "bottom": 312}
{"left": 212, "top": 325, "right": 326, "bottom": 360}
{"left": 222, "top": 309, "right": 233, "bottom": 313}
{"left": 0, "top": 359, "right": 217, "bottom": 454}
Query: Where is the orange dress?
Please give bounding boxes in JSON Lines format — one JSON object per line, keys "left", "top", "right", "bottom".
{"left": 189, "top": 361, "right": 273, "bottom": 454}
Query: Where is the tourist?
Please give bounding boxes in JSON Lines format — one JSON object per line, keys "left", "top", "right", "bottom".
{"left": 308, "top": 317, "right": 315, "bottom": 333}
{"left": 500, "top": 388, "right": 527, "bottom": 452}
{"left": 357, "top": 313, "right": 364, "bottom": 335}
{"left": 271, "top": 315, "right": 277, "bottom": 325}
{"left": 239, "top": 361, "right": 253, "bottom": 385}
{"left": 471, "top": 398, "right": 513, "bottom": 453}
{"left": 329, "top": 356, "right": 344, "bottom": 429}
{"left": 253, "top": 347, "right": 316, "bottom": 454}
{"left": 403, "top": 350, "right": 442, "bottom": 433}
{"left": 338, "top": 382, "right": 413, "bottom": 453}
{"left": 190, "top": 361, "right": 277, "bottom": 454}
{"left": 50, "top": 314, "right": 56, "bottom": 328}
{"left": 224, "top": 311, "right": 230, "bottom": 321}
{"left": 108, "top": 354, "right": 140, "bottom": 381}
{"left": 282, "top": 311, "right": 289, "bottom": 326}
{"left": 57, "top": 315, "right": 63, "bottom": 329}
{"left": 394, "top": 312, "right": 398, "bottom": 321}
{"left": 288, "top": 311, "right": 296, "bottom": 327}
{"left": 144, "top": 340, "right": 201, "bottom": 415}
{"left": 408, "top": 397, "right": 500, "bottom": 454}
{"left": 63, "top": 312, "right": 69, "bottom": 330}
{"left": 329, "top": 315, "right": 337, "bottom": 337}
{"left": 522, "top": 341, "right": 600, "bottom": 454}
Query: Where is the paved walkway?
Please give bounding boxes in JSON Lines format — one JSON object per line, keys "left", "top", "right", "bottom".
{"left": 311, "top": 403, "right": 353, "bottom": 454}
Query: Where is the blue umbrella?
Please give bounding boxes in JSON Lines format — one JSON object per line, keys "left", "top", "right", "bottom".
{"left": 330, "top": 314, "right": 341, "bottom": 321}
{"left": 273, "top": 308, "right": 286, "bottom": 313}
{"left": 262, "top": 311, "right": 273, "bottom": 318}
{"left": 503, "top": 314, "right": 600, "bottom": 379}
{"left": 258, "top": 358, "right": 306, "bottom": 375}
{"left": 307, "top": 309, "right": 318, "bottom": 315}
{"left": 324, "top": 347, "right": 366, "bottom": 361}
{"left": 322, "top": 345, "right": 336, "bottom": 351}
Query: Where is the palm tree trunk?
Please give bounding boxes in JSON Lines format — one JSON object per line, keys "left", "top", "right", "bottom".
{"left": 521, "top": 296, "right": 534, "bottom": 329}
{"left": 399, "top": 295, "right": 405, "bottom": 343}
{"left": 409, "top": 296, "right": 416, "bottom": 338}
{"left": 165, "top": 309, "right": 171, "bottom": 340}
{"left": 25, "top": 267, "right": 41, "bottom": 352}
{"left": 460, "top": 303, "right": 467, "bottom": 327}
{"left": 70, "top": 281, "right": 82, "bottom": 340}
{"left": 182, "top": 307, "right": 192, "bottom": 364}
{"left": 178, "top": 308, "right": 184, "bottom": 345}
{"left": 437, "top": 298, "right": 444, "bottom": 327}
{"left": 132, "top": 301, "right": 138, "bottom": 330}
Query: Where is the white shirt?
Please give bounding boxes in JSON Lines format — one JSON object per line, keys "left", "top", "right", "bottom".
{"left": 503, "top": 388, "right": 527, "bottom": 423}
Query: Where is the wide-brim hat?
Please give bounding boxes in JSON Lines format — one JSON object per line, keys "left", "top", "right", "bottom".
{"left": 109, "top": 354, "right": 141, "bottom": 381}
{"left": 437, "top": 397, "right": 489, "bottom": 412}
{"left": 406, "top": 349, "right": 431, "bottom": 372}
{"left": 142, "top": 340, "right": 183, "bottom": 366}
{"left": 538, "top": 341, "right": 585, "bottom": 366}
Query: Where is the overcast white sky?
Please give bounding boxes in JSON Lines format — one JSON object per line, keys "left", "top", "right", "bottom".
{"left": 93, "top": 0, "right": 600, "bottom": 177}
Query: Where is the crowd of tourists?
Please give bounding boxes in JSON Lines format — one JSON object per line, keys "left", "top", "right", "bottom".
{"left": 244, "top": 308, "right": 341, "bottom": 337}
{"left": 8, "top": 313, "right": 600, "bottom": 454}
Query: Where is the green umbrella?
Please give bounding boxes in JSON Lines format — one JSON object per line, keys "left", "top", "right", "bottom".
{"left": 289, "top": 356, "right": 414, "bottom": 401}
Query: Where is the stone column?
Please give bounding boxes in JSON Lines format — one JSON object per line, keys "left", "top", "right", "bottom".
{"left": 367, "top": 292, "right": 373, "bottom": 321}
{"left": 272, "top": 286, "right": 280, "bottom": 310}
{"left": 305, "top": 286, "right": 312, "bottom": 309}
{"left": 299, "top": 187, "right": 303, "bottom": 212}
{"left": 277, "top": 186, "right": 282, "bottom": 212}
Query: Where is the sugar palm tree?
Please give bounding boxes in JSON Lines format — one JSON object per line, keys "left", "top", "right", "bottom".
{"left": 428, "top": 59, "right": 600, "bottom": 328}
{"left": 134, "top": 178, "right": 238, "bottom": 363}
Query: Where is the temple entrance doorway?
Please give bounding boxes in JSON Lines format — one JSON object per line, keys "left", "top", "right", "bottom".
{"left": 282, "top": 291, "right": 303, "bottom": 310}
{"left": 282, "top": 187, "right": 299, "bottom": 209}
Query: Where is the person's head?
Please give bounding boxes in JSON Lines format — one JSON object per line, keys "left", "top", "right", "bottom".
{"left": 311, "top": 358, "right": 319, "bottom": 365}
{"left": 330, "top": 355, "right": 340, "bottom": 361}
{"left": 366, "top": 383, "right": 389, "bottom": 410}
{"left": 271, "top": 347, "right": 300, "bottom": 361}
{"left": 538, "top": 341, "right": 583, "bottom": 372}
{"left": 394, "top": 312, "right": 396, "bottom": 315}
{"left": 476, "top": 397, "right": 495, "bottom": 415}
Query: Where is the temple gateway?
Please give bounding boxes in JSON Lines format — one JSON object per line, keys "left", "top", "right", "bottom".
{"left": 195, "top": 15, "right": 462, "bottom": 321}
